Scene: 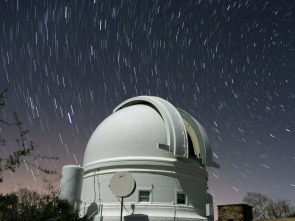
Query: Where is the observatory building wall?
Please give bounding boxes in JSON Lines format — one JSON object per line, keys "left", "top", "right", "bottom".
{"left": 80, "top": 156, "right": 208, "bottom": 219}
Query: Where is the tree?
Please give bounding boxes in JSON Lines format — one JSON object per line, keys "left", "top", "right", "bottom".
{"left": 243, "top": 192, "right": 294, "bottom": 219}
{"left": 289, "top": 211, "right": 295, "bottom": 218}
{"left": 0, "top": 184, "right": 87, "bottom": 221}
{"left": 0, "top": 88, "right": 58, "bottom": 183}
{"left": 267, "top": 199, "right": 291, "bottom": 219}
{"left": 243, "top": 192, "right": 270, "bottom": 219}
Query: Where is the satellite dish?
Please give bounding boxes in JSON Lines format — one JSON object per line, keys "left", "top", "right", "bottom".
{"left": 110, "top": 172, "right": 136, "bottom": 198}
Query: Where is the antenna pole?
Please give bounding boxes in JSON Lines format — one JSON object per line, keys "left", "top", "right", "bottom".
{"left": 120, "top": 197, "right": 124, "bottom": 221}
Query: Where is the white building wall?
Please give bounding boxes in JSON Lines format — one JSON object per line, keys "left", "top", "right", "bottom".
{"left": 79, "top": 156, "right": 208, "bottom": 220}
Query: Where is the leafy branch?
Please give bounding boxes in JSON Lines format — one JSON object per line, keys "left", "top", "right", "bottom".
{"left": 0, "top": 88, "right": 58, "bottom": 183}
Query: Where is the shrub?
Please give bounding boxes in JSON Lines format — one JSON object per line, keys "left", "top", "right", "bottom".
{"left": 0, "top": 187, "right": 87, "bottom": 221}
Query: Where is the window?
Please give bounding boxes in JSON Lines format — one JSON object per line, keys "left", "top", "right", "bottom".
{"left": 177, "top": 193, "right": 186, "bottom": 204}
{"left": 139, "top": 190, "right": 150, "bottom": 202}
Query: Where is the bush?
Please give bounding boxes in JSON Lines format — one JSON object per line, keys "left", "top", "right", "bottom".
{"left": 0, "top": 187, "right": 87, "bottom": 221}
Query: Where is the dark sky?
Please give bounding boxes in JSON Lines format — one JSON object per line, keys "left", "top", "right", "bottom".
{"left": 1, "top": 0, "right": 294, "bottom": 207}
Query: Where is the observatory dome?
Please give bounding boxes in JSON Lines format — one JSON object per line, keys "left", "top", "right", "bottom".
{"left": 61, "top": 96, "right": 219, "bottom": 221}
{"left": 83, "top": 96, "right": 219, "bottom": 170}
{"left": 83, "top": 103, "right": 168, "bottom": 167}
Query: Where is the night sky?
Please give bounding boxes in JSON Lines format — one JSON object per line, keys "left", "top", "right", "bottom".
{"left": 1, "top": 0, "right": 294, "bottom": 208}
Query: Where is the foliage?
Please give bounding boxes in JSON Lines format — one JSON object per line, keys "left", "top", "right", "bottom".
{"left": 0, "top": 184, "right": 87, "bottom": 221}
{"left": 0, "top": 88, "right": 58, "bottom": 183}
{"left": 0, "top": 193, "right": 18, "bottom": 220}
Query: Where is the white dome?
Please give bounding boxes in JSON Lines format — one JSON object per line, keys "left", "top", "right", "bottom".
{"left": 83, "top": 96, "right": 219, "bottom": 169}
{"left": 83, "top": 104, "right": 168, "bottom": 167}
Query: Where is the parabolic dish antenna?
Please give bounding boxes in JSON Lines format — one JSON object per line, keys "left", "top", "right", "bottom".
{"left": 110, "top": 171, "right": 136, "bottom": 198}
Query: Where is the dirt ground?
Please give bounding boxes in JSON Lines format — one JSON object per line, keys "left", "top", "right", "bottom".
{"left": 254, "top": 218, "right": 295, "bottom": 221}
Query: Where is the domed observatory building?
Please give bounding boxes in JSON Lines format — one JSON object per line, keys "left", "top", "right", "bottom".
{"left": 60, "top": 96, "right": 219, "bottom": 221}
